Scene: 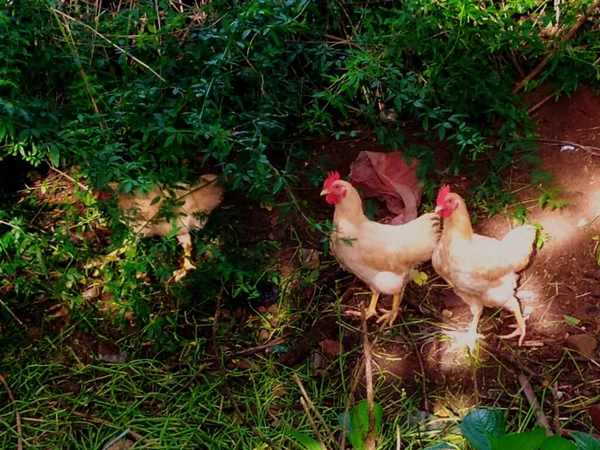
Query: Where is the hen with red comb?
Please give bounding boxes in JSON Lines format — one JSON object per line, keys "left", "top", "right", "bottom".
{"left": 432, "top": 188, "right": 537, "bottom": 347}
{"left": 436, "top": 185, "right": 451, "bottom": 206}
{"left": 323, "top": 171, "right": 341, "bottom": 190}
{"left": 320, "top": 173, "right": 440, "bottom": 327}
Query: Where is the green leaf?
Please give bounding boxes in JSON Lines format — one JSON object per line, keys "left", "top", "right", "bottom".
{"left": 49, "top": 145, "right": 60, "bottom": 167}
{"left": 339, "top": 400, "right": 383, "bottom": 450}
{"left": 165, "top": 134, "right": 176, "bottom": 148}
{"left": 460, "top": 409, "right": 506, "bottom": 450}
{"left": 286, "top": 430, "right": 322, "bottom": 450}
{"left": 571, "top": 432, "right": 600, "bottom": 450}
{"left": 423, "top": 443, "right": 455, "bottom": 449}
{"left": 540, "top": 435, "right": 577, "bottom": 450}
{"left": 491, "top": 428, "right": 547, "bottom": 450}
{"left": 393, "top": 95, "right": 403, "bottom": 112}
{"left": 563, "top": 315, "right": 581, "bottom": 326}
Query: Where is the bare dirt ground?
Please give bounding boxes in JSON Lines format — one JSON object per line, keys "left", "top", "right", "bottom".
{"left": 288, "top": 85, "right": 600, "bottom": 429}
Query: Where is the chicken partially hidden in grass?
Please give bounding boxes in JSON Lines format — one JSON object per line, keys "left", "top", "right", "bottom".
{"left": 97, "top": 174, "right": 223, "bottom": 281}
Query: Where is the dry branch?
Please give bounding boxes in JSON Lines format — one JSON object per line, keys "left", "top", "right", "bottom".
{"left": 534, "top": 138, "right": 600, "bottom": 156}
{"left": 513, "top": 0, "right": 600, "bottom": 94}
{"left": 361, "top": 303, "right": 376, "bottom": 450}
{"left": 51, "top": 8, "right": 167, "bottom": 83}
{"left": 0, "top": 297, "right": 24, "bottom": 328}
{"left": 293, "top": 373, "right": 341, "bottom": 450}
{"left": 518, "top": 374, "right": 553, "bottom": 435}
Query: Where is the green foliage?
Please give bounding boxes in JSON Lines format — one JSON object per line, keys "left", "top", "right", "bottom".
{"left": 287, "top": 431, "right": 322, "bottom": 450}
{"left": 3, "top": 0, "right": 600, "bottom": 198}
{"left": 459, "top": 409, "right": 596, "bottom": 450}
{"left": 460, "top": 409, "right": 506, "bottom": 450}
{"left": 571, "top": 432, "right": 600, "bottom": 450}
{"left": 287, "top": 399, "right": 384, "bottom": 450}
{"left": 339, "top": 400, "right": 384, "bottom": 450}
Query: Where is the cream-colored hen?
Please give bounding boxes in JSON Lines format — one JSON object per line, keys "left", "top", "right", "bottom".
{"left": 321, "top": 172, "right": 440, "bottom": 326}
{"left": 432, "top": 185, "right": 536, "bottom": 346}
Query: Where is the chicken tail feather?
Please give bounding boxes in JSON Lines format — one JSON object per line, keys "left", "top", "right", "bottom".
{"left": 502, "top": 224, "right": 537, "bottom": 271}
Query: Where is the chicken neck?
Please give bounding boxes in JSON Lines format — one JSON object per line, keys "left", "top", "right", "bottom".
{"left": 332, "top": 187, "right": 368, "bottom": 227}
{"left": 443, "top": 199, "right": 473, "bottom": 240}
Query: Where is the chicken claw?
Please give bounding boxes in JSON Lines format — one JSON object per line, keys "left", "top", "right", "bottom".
{"left": 171, "top": 259, "right": 196, "bottom": 282}
{"left": 376, "top": 293, "right": 401, "bottom": 327}
{"left": 498, "top": 297, "right": 527, "bottom": 346}
{"left": 444, "top": 329, "right": 484, "bottom": 352}
{"left": 347, "top": 291, "right": 380, "bottom": 320}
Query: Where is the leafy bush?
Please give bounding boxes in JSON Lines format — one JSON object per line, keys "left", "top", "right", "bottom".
{"left": 1, "top": 0, "right": 600, "bottom": 337}
{"left": 2, "top": 0, "right": 599, "bottom": 196}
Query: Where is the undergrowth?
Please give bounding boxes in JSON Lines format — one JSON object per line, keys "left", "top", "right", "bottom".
{"left": 1, "top": 0, "right": 600, "bottom": 448}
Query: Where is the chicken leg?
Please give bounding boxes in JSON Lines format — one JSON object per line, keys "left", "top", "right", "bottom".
{"left": 172, "top": 233, "right": 195, "bottom": 282}
{"left": 498, "top": 296, "right": 526, "bottom": 346}
{"left": 467, "top": 302, "right": 483, "bottom": 338}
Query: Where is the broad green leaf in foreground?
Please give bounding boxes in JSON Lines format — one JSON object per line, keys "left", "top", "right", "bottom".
{"left": 490, "top": 428, "right": 547, "bottom": 450}
{"left": 339, "top": 400, "right": 384, "bottom": 450}
{"left": 540, "top": 435, "right": 577, "bottom": 450}
{"left": 286, "top": 430, "right": 323, "bottom": 450}
{"left": 571, "top": 432, "right": 600, "bottom": 450}
{"left": 460, "top": 409, "right": 506, "bottom": 450}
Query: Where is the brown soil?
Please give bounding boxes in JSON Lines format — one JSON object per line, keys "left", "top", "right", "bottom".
{"left": 292, "top": 85, "right": 600, "bottom": 420}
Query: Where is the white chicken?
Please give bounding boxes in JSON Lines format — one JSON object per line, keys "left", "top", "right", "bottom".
{"left": 321, "top": 172, "right": 440, "bottom": 326}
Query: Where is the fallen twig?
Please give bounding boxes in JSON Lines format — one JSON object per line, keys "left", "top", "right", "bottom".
{"left": 235, "top": 337, "right": 287, "bottom": 356}
{"left": 402, "top": 318, "right": 430, "bottom": 412}
{"left": 49, "top": 166, "right": 91, "bottom": 193}
{"left": 527, "top": 92, "right": 557, "bottom": 114}
{"left": 551, "top": 383, "right": 561, "bottom": 436}
{"left": 513, "top": 0, "right": 600, "bottom": 94}
{"left": 0, "top": 297, "right": 25, "bottom": 328}
{"left": 298, "top": 397, "right": 327, "bottom": 450}
{"left": 72, "top": 411, "right": 151, "bottom": 444}
{"left": 0, "top": 374, "right": 23, "bottom": 450}
{"left": 361, "top": 302, "right": 376, "bottom": 450}
{"left": 339, "top": 357, "right": 367, "bottom": 450}
{"left": 518, "top": 374, "right": 553, "bottom": 435}
{"left": 532, "top": 138, "right": 600, "bottom": 156}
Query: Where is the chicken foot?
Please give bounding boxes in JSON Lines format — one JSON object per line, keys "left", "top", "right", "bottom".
{"left": 377, "top": 291, "right": 402, "bottom": 327}
{"left": 347, "top": 291, "right": 380, "bottom": 320}
{"left": 497, "top": 296, "right": 526, "bottom": 347}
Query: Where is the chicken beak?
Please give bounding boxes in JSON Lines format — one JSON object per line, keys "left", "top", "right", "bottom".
{"left": 434, "top": 206, "right": 443, "bottom": 214}
{"left": 320, "top": 189, "right": 329, "bottom": 196}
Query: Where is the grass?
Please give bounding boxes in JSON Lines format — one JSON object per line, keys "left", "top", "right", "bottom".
{"left": 1, "top": 159, "right": 600, "bottom": 449}
{"left": 2, "top": 265, "right": 600, "bottom": 449}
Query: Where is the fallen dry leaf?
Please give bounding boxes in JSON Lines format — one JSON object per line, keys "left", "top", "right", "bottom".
{"left": 319, "top": 339, "right": 344, "bottom": 359}
{"left": 566, "top": 334, "right": 598, "bottom": 358}
{"left": 590, "top": 404, "right": 600, "bottom": 431}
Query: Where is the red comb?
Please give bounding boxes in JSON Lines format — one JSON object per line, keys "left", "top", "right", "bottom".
{"left": 323, "top": 171, "right": 341, "bottom": 190}
{"left": 436, "top": 185, "right": 451, "bottom": 205}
